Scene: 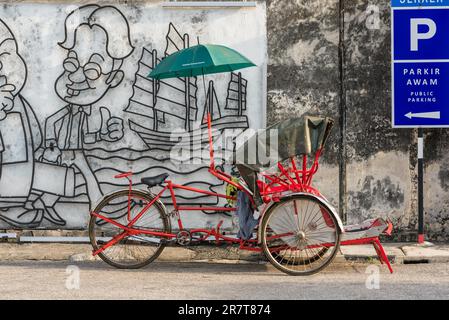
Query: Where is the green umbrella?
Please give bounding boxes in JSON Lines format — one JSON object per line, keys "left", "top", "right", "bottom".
{"left": 148, "top": 44, "right": 256, "bottom": 80}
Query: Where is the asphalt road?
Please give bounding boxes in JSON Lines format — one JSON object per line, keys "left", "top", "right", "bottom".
{"left": 0, "top": 260, "right": 448, "bottom": 300}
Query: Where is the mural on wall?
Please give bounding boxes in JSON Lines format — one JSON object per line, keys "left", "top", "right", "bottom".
{"left": 0, "top": 19, "right": 45, "bottom": 227}
{"left": 126, "top": 23, "right": 249, "bottom": 151}
{"left": 0, "top": 3, "right": 266, "bottom": 229}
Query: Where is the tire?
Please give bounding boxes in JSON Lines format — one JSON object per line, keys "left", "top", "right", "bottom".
{"left": 261, "top": 194, "right": 341, "bottom": 276}
{"left": 89, "top": 189, "right": 171, "bottom": 269}
{"left": 272, "top": 247, "right": 329, "bottom": 266}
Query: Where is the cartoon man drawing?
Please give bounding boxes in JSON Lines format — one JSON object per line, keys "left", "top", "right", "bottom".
{"left": 0, "top": 19, "right": 46, "bottom": 226}
{"left": 41, "top": 5, "right": 134, "bottom": 209}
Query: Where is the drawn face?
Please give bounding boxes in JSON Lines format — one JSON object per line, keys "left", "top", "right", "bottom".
{"left": 0, "top": 38, "right": 26, "bottom": 120}
{"left": 55, "top": 25, "right": 124, "bottom": 106}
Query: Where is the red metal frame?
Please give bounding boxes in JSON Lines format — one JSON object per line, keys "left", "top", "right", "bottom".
{"left": 91, "top": 112, "right": 393, "bottom": 273}
{"left": 340, "top": 237, "right": 393, "bottom": 273}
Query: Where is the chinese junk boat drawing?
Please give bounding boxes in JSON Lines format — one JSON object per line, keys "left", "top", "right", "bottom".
{"left": 126, "top": 23, "right": 249, "bottom": 152}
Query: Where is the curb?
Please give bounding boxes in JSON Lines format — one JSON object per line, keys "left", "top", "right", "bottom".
{"left": 0, "top": 243, "right": 449, "bottom": 265}
{"left": 400, "top": 245, "right": 449, "bottom": 264}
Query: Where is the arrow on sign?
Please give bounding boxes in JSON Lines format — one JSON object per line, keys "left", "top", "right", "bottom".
{"left": 405, "top": 111, "right": 441, "bottom": 119}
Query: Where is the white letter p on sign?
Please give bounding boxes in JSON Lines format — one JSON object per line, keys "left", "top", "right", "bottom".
{"left": 411, "top": 18, "right": 437, "bottom": 51}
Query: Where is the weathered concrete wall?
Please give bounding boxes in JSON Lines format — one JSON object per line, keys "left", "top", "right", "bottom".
{"left": 343, "top": 0, "right": 415, "bottom": 238}
{"left": 267, "top": 0, "right": 341, "bottom": 207}
{"left": 267, "top": 0, "right": 449, "bottom": 241}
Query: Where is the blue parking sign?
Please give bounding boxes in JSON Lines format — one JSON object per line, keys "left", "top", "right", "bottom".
{"left": 392, "top": 0, "right": 449, "bottom": 127}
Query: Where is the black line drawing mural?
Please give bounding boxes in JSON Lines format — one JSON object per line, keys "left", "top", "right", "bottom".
{"left": 0, "top": 5, "right": 132, "bottom": 228}
{"left": 225, "top": 72, "right": 247, "bottom": 116}
{"left": 0, "top": 6, "right": 252, "bottom": 229}
{"left": 37, "top": 4, "right": 131, "bottom": 215}
{"left": 126, "top": 23, "right": 249, "bottom": 152}
{"left": 0, "top": 18, "right": 47, "bottom": 228}
{"left": 124, "top": 23, "right": 250, "bottom": 209}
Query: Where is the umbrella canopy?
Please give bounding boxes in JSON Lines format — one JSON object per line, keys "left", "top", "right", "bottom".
{"left": 148, "top": 44, "right": 256, "bottom": 79}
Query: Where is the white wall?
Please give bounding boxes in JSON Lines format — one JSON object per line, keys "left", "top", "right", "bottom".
{"left": 0, "top": 1, "right": 267, "bottom": 229}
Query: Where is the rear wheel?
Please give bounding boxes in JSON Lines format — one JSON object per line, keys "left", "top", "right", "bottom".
{"left": 261, "top": 194, "right": 341, "bottom": 276}
{"left": 89, "top": 189, "right": 171, "bottom": 269}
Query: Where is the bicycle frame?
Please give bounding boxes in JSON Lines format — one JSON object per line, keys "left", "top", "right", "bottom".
{"left": 91, "top": 112, "right": 330, "bottom": 256}
{"left": 91, "top": 176, "right": 260, "bottom": 256}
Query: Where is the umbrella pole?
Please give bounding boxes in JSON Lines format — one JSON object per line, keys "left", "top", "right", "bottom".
{"left": 201, "top": 70, "right": 208, "bottom": 116}
{"left": 201, "top": 69, "right": 214, "bottom": 170}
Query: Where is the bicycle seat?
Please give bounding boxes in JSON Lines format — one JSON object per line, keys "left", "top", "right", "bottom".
{"left": 141, "top": 173, "right": 169, "bottom": 187}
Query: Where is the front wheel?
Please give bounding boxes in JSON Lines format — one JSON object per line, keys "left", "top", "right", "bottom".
{"left": 89, "top": 189, "right": 171, "bottom": 269}
{"left": 261, "top": 194, "right": 341, "bottom": 276}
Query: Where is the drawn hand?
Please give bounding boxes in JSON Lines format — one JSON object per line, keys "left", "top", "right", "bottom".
{"left": 0, "top": 76, "right": 15, "bottom": 121}
{"left": 99, "top": 107, "right": 124, "bottom": 142}
{"left": 42, "top": 142, "right": 61, "bottom": 164}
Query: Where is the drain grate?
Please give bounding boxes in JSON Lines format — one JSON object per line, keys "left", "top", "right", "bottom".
{"left": 404, "top": 259, "right": 430, "bottom": 264}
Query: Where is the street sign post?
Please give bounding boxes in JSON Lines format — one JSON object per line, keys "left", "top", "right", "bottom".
{"left": 391, "top": 0, "right": 449, "bottom": 243}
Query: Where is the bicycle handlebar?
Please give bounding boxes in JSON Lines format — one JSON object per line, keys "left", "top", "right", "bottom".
{"left": 114, "top": 172, "right": 133, "bottom": 179}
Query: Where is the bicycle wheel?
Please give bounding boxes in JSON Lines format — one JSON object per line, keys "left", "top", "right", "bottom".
{"left": 261, "top": 194, "right": 341, "bottom": 276}
{"left": 89, "top": 189, "right": 171, "bottom": 269}
{"left": 272, "top": 247, "right": 329, "bottom": 266}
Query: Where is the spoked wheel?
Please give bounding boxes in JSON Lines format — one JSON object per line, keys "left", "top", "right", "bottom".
{"left": 89, "top": 189, "right": 171, "bottom": 269}
{"left": 261, "top": 194, "right": 341, "bottom": 276}
{"left": 272, "top": 247, "right": 329, "bottom": 265}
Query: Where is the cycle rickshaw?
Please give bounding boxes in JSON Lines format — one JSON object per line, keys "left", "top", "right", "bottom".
{"left": 88, "top": 44, "right": 393, "bottom": 275}
{"left": 89, "top": 112, "right": 393, "bottom": 275}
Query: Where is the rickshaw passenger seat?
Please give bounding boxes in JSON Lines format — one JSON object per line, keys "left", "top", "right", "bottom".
{"left": 141, "top": 173, "right": 169, "bottom": 187}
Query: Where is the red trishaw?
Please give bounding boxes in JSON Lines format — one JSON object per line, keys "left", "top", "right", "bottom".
{"left": 89, "top": 113, "right": 393, "bottom": 276}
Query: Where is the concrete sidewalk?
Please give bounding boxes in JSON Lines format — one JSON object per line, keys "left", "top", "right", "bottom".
{"left": 339, "top": 242, "right": 449, "bottom": 264}
{"left": 0, "top": 242, "right": 448, "bottom": 265}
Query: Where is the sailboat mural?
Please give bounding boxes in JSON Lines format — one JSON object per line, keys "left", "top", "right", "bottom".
{"left": 126, "top": 23, "right": 249, "bottom": 152}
